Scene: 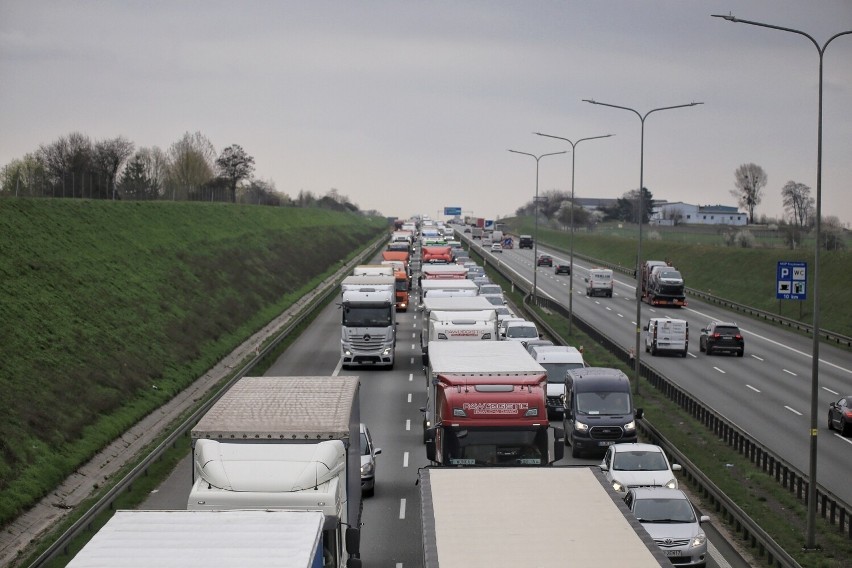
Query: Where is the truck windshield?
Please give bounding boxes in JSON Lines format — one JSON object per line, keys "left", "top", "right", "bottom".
{"left": 343, "top": 306, "right": 392, "bottom": 327}
{"left": 443, "top": 429, "right": 547, "bottom": 466}
{"left": 395, "top": 280, "right": 408, "bottom": 292}
{"left": 542, "top": 363, "right": 585, "bottom": 384}
{"left": 576, "top": 392, "right": 631, "bottom": 415}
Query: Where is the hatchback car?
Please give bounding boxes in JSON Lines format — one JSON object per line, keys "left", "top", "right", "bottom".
{"left": 490, "top": 242, "right": 503, "bottom": 253}
{"left": 827, "top": 396, "right": 852, "bottom": 436}
{"left": 536, "top": 254, "right": 553, "bottom": 267}
{"left": 360, "top": 423, "right": 382, "bottom": 496}
{"left": 599, "top": 443, "right": 682, "bottom": 495}
{"left": 554, "top": 262, "right": 571, "bottom": 274}
{"left": 624, "top": 487, "right": 709, "bottom": 567}
{"left": 699, "top": 321, "right": 744, "bottom": 356}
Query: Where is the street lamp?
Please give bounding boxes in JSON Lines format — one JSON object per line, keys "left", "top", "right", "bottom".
{"left": 535, "top": 132, "right": 613, "bottom": 335}
{"left": 713, "top": 13, "right": 851, "bottom": 551}
{"left": 508, "top": 149, "right": 567, "bottom": 303}
{"left": 583, "top": 99, "right": 703, "bottom": 395}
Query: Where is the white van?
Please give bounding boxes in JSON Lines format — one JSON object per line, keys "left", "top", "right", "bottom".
{"left": 528, "top": 345, "right": 587, "bottom": 418}
{"left": 585, "top": 268, "right": 614, "bottom": 297}
{"left": 644, "top": 317, "right": 688, "bottom": 357}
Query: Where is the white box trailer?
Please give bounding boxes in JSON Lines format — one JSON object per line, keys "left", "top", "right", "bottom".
{"left": 67, "top": 510, "right": 329, "bottom": 568}
{"left": 419, "top": 468, "right": 670, "bottom": 568}
{"left": 419, "top": 296, "right": 496, "bottom": 363}
{"left": 188, "top": 376, "right": 362, "bottom": 568}
{"left": 428, "top": 309, "right": 498, "bottom": 342}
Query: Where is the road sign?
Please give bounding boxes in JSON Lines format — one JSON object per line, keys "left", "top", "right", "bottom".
{"left": 776, "top": 261, "right": 807, "bottom": 300}
{"left": 484, "top": 219, "right": 494, "bottom": 231}
{"left": 443, "top": 207, "right": 462, "bottom": 216}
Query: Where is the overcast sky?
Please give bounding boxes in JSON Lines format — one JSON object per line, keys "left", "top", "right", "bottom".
{"left": 2, "top": 1, "right": 851, "bottom": 225}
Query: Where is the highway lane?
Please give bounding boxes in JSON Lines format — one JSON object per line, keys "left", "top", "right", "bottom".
{"left": 475, "top": 240, "right": 852, "bottom": 505}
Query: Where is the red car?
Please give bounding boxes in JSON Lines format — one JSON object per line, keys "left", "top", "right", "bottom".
{"left": 536, "top": 254, "right": 553, "bottom": 267}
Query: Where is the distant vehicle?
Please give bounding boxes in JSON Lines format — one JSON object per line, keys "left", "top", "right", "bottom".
{"left": 699, "top": 321, "right": 744, "bottom": 356}
{"left": 518, "top": 234, "right": 534, "bottom": 249}
{"left": 503, "top": 320, "right": 539, "bottom": 342}
{"left": 528, "top": 345, "right": 586, "bottom": 419}
{"left": 490, "top": 242, "right": 503, "bottom": 253}
{"left": 585, "top": 268, "right": 614, "bottom": 297}
{"left": 360, "top": 423, "right": 381, "bottom": 496}
{"left": 827, "top": 396, "right": 852, "bottom": 436}
{"left": 623, "top": 487, "right": 710, "bottom": 567}
{"left": 536, "top": 254, "right": 553, "bottom": 267}
{"left": 463, "top": 227, "right": 471, "bottom": 233}
{"left": 554, "top": 262, "right": 570, "bottom": 274}
{"left": 502, "top": 236, "right": 514, "bottom": 249}
{"left": 599, "top": 443, "right": 682, "bottom": 495}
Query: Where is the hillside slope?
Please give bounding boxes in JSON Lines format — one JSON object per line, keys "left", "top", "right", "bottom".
{"left": 0, "top": 199, "right": 387, "bottom": 524}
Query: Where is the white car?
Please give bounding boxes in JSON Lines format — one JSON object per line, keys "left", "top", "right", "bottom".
{"left": 599, "top": 443, "right": 681, "bottom": 495}
{"left": 360, "top": 423, "right": 382, "bottom": 497}
{"left": 624, "top": 487, "right": 709, "bottom": 567}
{"left": 490, "top": 242, "right": 503, "bottom": 253}
{"left": 502, "top": 320, "right": 539, "bottom": 342}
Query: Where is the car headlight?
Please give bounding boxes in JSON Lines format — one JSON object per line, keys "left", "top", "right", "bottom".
{"left": 691, "top": 532, "right": 707, "bottom": 548}
{"left": 361, "top": 462, "right": 374, "bottom": 476}
{"left": 665, "top": 478, "right": 678, "bottom": 489}
{"left": 611, "top": 480, "right": 626, "bottom": 493}
{"left": 574, "top": 420, "right": 589, "bottom": 433}
{"left": 624, "top": 420, "right": 636, "bottom": 432}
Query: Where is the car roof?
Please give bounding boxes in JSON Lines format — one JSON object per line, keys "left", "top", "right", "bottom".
{"left": 710, "top": 321, "right": 739, "bottom": 327}
{"left": 629, "top": 487, "right": 688, "bottom": 500}
{"left": 610, "top": 443, "right": 664, "bottom": 453}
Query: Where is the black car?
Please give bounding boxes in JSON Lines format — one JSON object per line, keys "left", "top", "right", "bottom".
{"left": 828, "top": 396, "right": 852, "bottom": 436}
{"left": 699, "top": 321, "right": 744, "bottom": 356}
{"left": 536, "top": 254, "right": 553, "bottom": 267}
{"left": 554, "top": 262, "right": 570, "bottom": 274}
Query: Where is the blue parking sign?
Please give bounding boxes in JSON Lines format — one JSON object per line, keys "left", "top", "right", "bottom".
{"left": 776, "top": 261, "right": 807, "bottom": 300}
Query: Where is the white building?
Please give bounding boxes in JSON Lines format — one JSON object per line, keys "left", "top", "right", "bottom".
{"left": 651, "top": 202, "right": 747, "bottom": 226}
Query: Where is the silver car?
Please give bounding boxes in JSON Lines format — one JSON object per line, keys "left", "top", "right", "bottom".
{"left": 624, "top": 487, "right": 709, "bottom": 567}
{"left": 360, "top": 423, "right": 382, "bottom": 497}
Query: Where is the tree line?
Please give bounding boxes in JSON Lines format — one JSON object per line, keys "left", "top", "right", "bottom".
{"left": 0, "top": 131, "right": 372, "bottom": 214}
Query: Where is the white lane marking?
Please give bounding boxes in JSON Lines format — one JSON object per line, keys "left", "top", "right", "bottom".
{"left": 687, "top": 352, "right": 697, "bottom": 358}
{"left": 751, "top": 354, "right": 764, "bottom": 361}
{"left": 333, "top": 358, "right": 342, "bottom": 376}
{"left": 713, "top": 367, "right": 726, "bottom": 374}
{"left": 396, "top": 564, "right": 403, "bottom": 568}
{"left": 823, "top": 386, "right": 839, "bottom": 395}
{"left": 746, "top": 384, "right": 761, "bottom": 393}
{"left": 707, "top": 541, "right": 732, "bottom": 568}
{"left": 785, "top": 406, "right": 802, "bottom": 416}
{"left": 403, "top": 452, "right": 409, "bottom": 467}
{"left": 833, "top": 434, "right": 852, "bottom": 446}
{"left": 399, "top": 498, "right": 406, "bottom": 519}
{"left": 405, "top": 419, "right": 411, "bottom": 431}
{"left": 783, "top": 369, "right": 797, "bottom": 376}
{"left": 412, "top": 332, "right": 415, "bottom": 338}
{"left": 606, "top": 307, "right": 612, "bottom": 312}
{"left": 409, "top": 373, "right": 414, "bottom": 382}
{"left": 411, "top": 344, "right": 415, "bottom": 350}
{"left": 686, "top": 306, "right": 852, "bottom": 376}
{"left": 407, "top": 393, "right": 412, "bottom": 403}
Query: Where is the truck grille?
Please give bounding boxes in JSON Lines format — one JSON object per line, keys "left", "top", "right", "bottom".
{"left": 349, "top": 334, "right": 386, "bottom": 349}
{"left": 589, "top": 426, "right": 624, "bottom": 440}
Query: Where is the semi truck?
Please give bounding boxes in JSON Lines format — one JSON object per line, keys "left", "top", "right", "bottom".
{"left": 641, "top": 260, "right": 687, "bottom": 307}
{"left": 340, "top": 275, "right": 396, "bottom": 368}
{"left": 67, "top": 510, "right": 334, "bottom": 568}
{"left": 187, "top": 376, "right": 362, "bottom": 568}
{"left": 419, "top": 468, "right": 670, "bottom": 568}
{"left": 427, "top": 309, "right": 498, "bottom": 343}
{"left": 421, "top": 245, "right": 453, "bottom": 264}
{"left": 422, "top": 341, "right": 563, "bottom": 466}
{"left": 419, "top": 296, "right": 496, "bottom": 364}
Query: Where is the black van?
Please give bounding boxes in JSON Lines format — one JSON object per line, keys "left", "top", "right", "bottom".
{"left": 562, "top": 368, "right": 643, "bottom": 458}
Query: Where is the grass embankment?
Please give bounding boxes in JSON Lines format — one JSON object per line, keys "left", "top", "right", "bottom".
{"left": 0, "top": 199, "right": 388, "bottom": 527}
{"left": 507, "top": 218, "right": 852, "bottom": 338}
{"left": 471, "top": 239, "right": 852, "bottom": 566}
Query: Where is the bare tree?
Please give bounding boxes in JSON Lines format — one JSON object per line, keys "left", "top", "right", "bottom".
{"left": 731, "top": 163, "right": 767, "bottom": 224}
{"left": 781, "top": 181, "right": 814, "bottom": 228}
{"left": 38, "top": 132, "right": 96, "bottom": 197}
{"left": 216, "top": 145, "right": 255, "bottom": 203}
{"left": 167, "top": 131, "right": 216, "bottom": 199}
{"left": 0, "top": 154, "right": 45, "bottom": 196}
{"left": 136, "top": 146, "right": 169, "bottom": 198}
{"left": 94, "top": 136, "right": 135, "bottom": 200}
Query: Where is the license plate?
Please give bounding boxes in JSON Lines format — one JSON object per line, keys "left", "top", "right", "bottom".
{"left": 664, "top": 551, "right": 682, "bottom": 557}
{"left": 598, "top": 441, "right": 614, "bottom": 446}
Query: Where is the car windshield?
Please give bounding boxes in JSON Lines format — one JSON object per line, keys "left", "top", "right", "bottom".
{"left": 576, "top": 392, "right": 631, "bottom": 415}
{"left": 614, "top": 450, "right": 668, "bottom": 471}
{"left": 359, "top": 432, "right": 371, "bottom": 455}
{"left": 633, "top": 497, "right": 696, "bottom": 523}
{"left": 485, "top": 296, "right": 504, "bottom": 306}
{"left": 506, "top": 326, "right": 537, "bottom": 338}
{"left": 659, "top": 270, "right": 682, "bottom": 279}
{"left": 714, "top": 326, "right": 739, "bottom": 335}
{"left": 479, "top": 285, "right": 501, "bottom": 295}
{"left": 542, "top": 363, "right": 584, "bottom": 384}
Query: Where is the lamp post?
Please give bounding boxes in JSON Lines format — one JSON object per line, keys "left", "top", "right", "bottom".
{"left": 535, "top": 132, "right": 613, "bottom": 335}
{"left": 583, "top": 99, "right": 703, "bottom": 395}
{"left": 713, "top": 13, "right": 851, "bottom": 551}
{"left": 508, "top": 149, "right": 567, "bottom": 303}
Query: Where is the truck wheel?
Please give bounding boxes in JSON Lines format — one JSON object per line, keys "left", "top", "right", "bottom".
{"left": 682, "top": 349, "right": 688, "bottom": 358}
{"left": 650, "top": 344, "right": 657, "bottom": 356}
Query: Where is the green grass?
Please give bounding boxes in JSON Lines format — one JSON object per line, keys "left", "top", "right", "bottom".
{"left": 0, "top": 199, "right": 388, "bottom": 527}
{"left": 507, "top": 218, "right": 852, "bottom": 338}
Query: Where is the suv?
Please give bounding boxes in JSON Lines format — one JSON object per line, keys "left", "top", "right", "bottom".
{"left": 536, "top": 254, "right": 553, "bottom": 267}
{"left": 699, "top": 321, "right": 744, "bottom": 357}
{"left": 518, "top": 234, "right": 534, "bottom": 249}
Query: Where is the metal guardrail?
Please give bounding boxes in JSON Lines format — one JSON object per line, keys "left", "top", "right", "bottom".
{"left": 464, "top": 235, "right": 852, "bottom": 566}
{"left": 29, "top": 233, "right": 390, "bottom": 567}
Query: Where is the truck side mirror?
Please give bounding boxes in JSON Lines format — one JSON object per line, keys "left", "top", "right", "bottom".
{"left": 635, "top": 408, "right": 644, "bottom": 420}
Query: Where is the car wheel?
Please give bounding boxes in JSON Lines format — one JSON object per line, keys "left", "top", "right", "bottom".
{"left": 607, "top": 291, "right": 612, "bottom": 297}
{"left": 843, "top": 420, "right": 852, "bottom": 437}
{"left": 737, "top": 349, "right": 744, "bottom": 357}
{"left": 699, "top": 341, "right": 705, "bottom": 353}
{"left": 706, "top": 345, "right": 713, "bottom": 355}
{"left": 364, "top": 486, "right": 374, "bottom": 498}
{"left": 571, "top": 445, "right": 582, "bottom": 458}
{"left": 650, "top": 343, "right": 657, "bottom": 356}
{"left": 828, "top": 412, "right": 834, "bottom": 431}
